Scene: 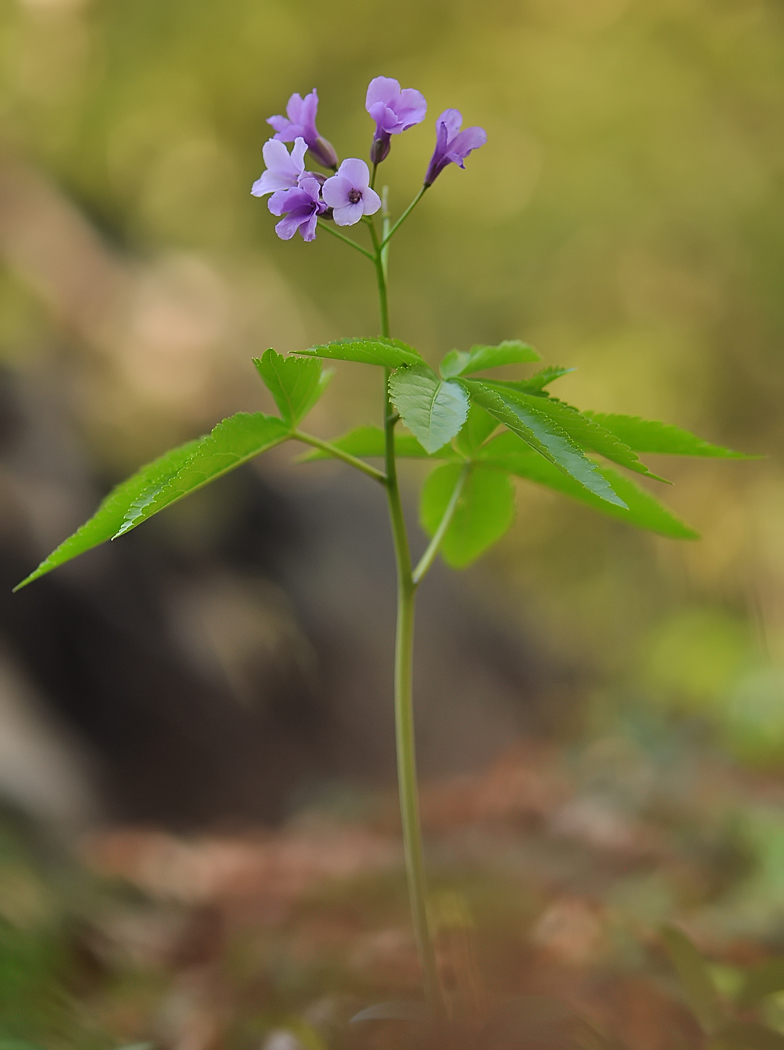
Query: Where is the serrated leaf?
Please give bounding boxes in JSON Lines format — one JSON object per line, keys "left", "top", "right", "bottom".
{"left": 584, "top": 414, "right": 753, "bottom": 458}
{"left": 420, "top": 463, "right": 515, "bottom": 568}
{"left": 296, "top": 337, "right": 423, "bottom": 369}
{"left": 351, "top": 1001, "right": 433, "bottom": 1024}
{"left": 661, "top": 925, "right": 722, "bottom": 1033}
{"left": 253, "top": 349, "right": 330, "bottom": 425}
{"left": 464, "top": 380, "right": 627, "bottom": 508}
{"left": 389, "top": 364, "right": 469, "bottom": 453}
{"left": 710, "top": 1022, "right": 784, "bottom": 1050}
{"left": 479, "top": 432, "right": 698, "bottom": 539}
{"left": 512, "top": 365, "right": 576, "bottom": 395}
{"left": 297, "top": 425, "right": 456, "bottom": 462}
{"left": 440, "top": 339, "right": 540, "bottom": 378}
{"left": 13, "top": 438, "right": 203, "bottom": 590}
{"left": 456, "top": 403, "right": 498, "bottom": 457}
{"left": 737, "top": 960, "right": 784, "bottom": 1008}
{"left": 482, "top": 384, "right": 666, "bottom": 481}
{"left": 115, "top": 412, "right": 290, "bottom": 536}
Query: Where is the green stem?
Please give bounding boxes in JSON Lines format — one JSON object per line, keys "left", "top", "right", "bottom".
{"left": 379, "top": 186, "right": 428, "bottom": 251}
{"left": 317, "top": 220, "right": 375, "bottom": 261}
{"left": 370, "top": 229, "right": 444, "bottom": 1016}
{"left": 412, "top": 465, "right": 470, "bottom": 585}
{"left": 291, "top": 430, "right": 387, "bottom": 484}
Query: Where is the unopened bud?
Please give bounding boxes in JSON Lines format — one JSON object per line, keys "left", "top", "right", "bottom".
{"left": 370, "top": 132, "right": 391, "bottom": 166}
{"left": 311, "top": 136, "right": 338, "bottom": 170}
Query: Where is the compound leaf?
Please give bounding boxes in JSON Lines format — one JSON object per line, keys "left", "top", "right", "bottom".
{"left": 440, "top": 339, "right": 540, "bottom": 378}
{"left": 253, "top": 349, "right": 330, "bottom": 424}
{"left": 420, "top": 463, "right": 516, "bottom": 568}
{"left": 13, "top": 438, "right": 203, "bottom": 590}
{"left": 456, "top": 403, "right": 499, "bottom": 457}
{"left": 389, "top": 364, "right": 469, "bottom": 453}
{"left": 296, "top": 337, "right": 422, "bottom": 369}
{"left": 584, "top": 414, "right": 753, "bottom": 458}
{"left": 115, "top": 412, "right": 290, "bottom": 536}
{"left": 660, "top": 925, "right": 722, "bottom": 1034}
{"left": 297, "top": 425, "right": 456, "bottom": 461}
{"left": 480, "top": 432, "right": 698, "bottom": 539}
{"left": 465, "top": 380, "right": 626, "bottom": 508}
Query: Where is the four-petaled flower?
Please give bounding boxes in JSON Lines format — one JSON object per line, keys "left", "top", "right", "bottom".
{"left": 365, "top": 76, "right": 427, "bottom": 165}
{"left": 322, "top": 159, "right": 382, "bottom": 226}
{"left": 268, "top": 176, "right": 326, "bottom": 242}
{"left": 424, "top": 109, "right": 487, "bottom": 187}
{"left": 251, "top": 137, "right": 307, "bottom": 198}
{"left": 267, "top": 90, "right": 338, "bottom": 170}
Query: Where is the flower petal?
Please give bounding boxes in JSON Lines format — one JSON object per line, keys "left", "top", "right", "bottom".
{"left": 451, "top": 125, "right": 487, "bottom": 158}
{"left": 337, "top": 157, "right": 370, "bottom": 189}
{"left": 322, "top": 174, "right": 352, "bottom": 208}
{"left": 362, "top": 187, "right": 382, "bottom": 215}
{"left": 366, "top": 76, "right": 401, "bottom": 111}
{"left": 333, "top": 201, "right": 365, "bottom": 226}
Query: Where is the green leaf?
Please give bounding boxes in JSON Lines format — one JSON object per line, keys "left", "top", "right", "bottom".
{"left": 296, "top": 337, "right": 423, "bottom": 369}
{"left": 440, "top": 339, "right": 540, "bottom": 378}
{"left": 389, "top": 364, "right": 469, "bottom": 453}
{"left": 660, "top": 924, "right": 722, "bottom": 1033}
{"left": 584, "top": 414, "right": 753, "bottom": 458}
{"left": 482, "top": 385, "right": 667, "bottom": 481}
{"left": 13, "top": 438, "right": 203, "bottom": 590}
{"left": 115, "top": 412, "right": 290, "bottom": 536}
{"left": 456, "top": 403, "right": 499, "bottom": 457}
{"left": 420, "top": 463, "right": 516, "bottom": 568}
{"left": 737, "top": 960, "right": 784, "bottom": 1009}
{"left": 512, "top": 365, "right": 575, "bottom": 395}
{"left": 297, "top": 425, "right": 455, "bottom": 461}
{"left": 479, "top": 432, "right": 698, "bottom": 539}
{"left": 464, "top": 380, "right": 627, "bottom": 508}
{"left": 253, "top": 349, "right": 331, "bottom": 425}
{"left": 351, "top": 1001, "right": 433, "bottom": 1024}
{"left": 710, "top": 1022, "right": 784, "bottom": 1050}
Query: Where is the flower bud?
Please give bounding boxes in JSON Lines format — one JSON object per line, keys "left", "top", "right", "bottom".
{"left": 312, "top": 136, "right": 338, "bottom": 170}
{"left": 370, "top": 132, "right": 391, "bottom": 166}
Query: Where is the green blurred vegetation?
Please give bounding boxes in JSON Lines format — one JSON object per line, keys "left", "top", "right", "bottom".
{"left": 0, "top": 0, "right": 783, "bottom": 780}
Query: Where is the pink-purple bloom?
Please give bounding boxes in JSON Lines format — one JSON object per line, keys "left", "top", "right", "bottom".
{"left": 424, "top": 109, "right": 487, "bottom": 186}
{"left": 268, "top": 176, "right": 326, "bottom": 242}
{"left": 267, "top": 90, "right": 338, "bottom": 170}
{"left": 322, "top": 159, "right": 381, "bottom": 226}
{"left": 251, "top": 137, "right": 308, "bottom": 197}
{"left": 365, "top": 76, "right": 427, "bottom": 165}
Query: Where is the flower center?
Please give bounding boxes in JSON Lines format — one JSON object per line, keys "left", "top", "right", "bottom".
{"left": 347, "top": 188, "right": 362, "bottom": 204}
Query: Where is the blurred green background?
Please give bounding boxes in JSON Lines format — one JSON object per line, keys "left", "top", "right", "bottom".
{"left": 1, "top": 0, "right": 781, "bottom": 763}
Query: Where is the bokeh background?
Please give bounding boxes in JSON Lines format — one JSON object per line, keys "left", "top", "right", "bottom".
{"left": 0, "top": 0, "right": 783, "bottom": 1045}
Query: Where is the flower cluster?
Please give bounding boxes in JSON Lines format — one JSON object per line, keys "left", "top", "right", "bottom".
{"left": 252, "top": 77, "right": 486, "bottom": 242}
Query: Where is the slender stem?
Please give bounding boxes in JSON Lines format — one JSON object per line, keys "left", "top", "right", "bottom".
{"left": 381, "top": 186, "right": 391, "bottom": 282}
{"left": 370, "top": 230, "right": 444, "bottom": 1016}
{"left": 292, "top": 430, "right": 387, "bottom": 484}
{"left": 412, "top": 465, "right": 470, "bottom": 585}
{"left": 379, "top": 186, "right": 428, "bottom": 251}
{"left": 317, "top": 220, "right": 375, "bottom": 261}
{"left": 370, "top": 161, "right": 379, "bottom": 190}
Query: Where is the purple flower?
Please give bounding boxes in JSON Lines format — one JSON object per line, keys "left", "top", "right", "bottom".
{"left": 267, "top": 89, "right": 338, "bottom": 170}
{"left": 268, "top": 176, "right": 326, "bottom": 242}
{"left": 365, "top": 76, "right": 427, "bottom": 165}
{"left": 251, "top": 137, "right": 308, "bottom": 197}
{"left": 322, "top": 159, "right": 381, "bottom": 226}
{"left": 424, "top": 109, "right": 487, "bottom": 186}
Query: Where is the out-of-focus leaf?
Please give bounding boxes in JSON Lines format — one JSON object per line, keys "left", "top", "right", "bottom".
{"left": 509, "top": 365, "right": 576, "bottom": 395}
{"left": 297, "top": 425, "right": 455, "bottom": 461}
{"left": 253, "top": 349, "right": 330, "bottom": 424}
{"left": 661, "top": 924, "right": 722, "bottom": 1033}
{"left": 482, "top": 385, "right": 666, "bottom": 481}
{"left": 440, "top": 339, "right": 540, "bottom": 378}
{"left": 456, "top": 403, "right": 498, "bottom": 456}
{"left": 465, "top": 381, "right": 627, "bottom": 508}
{"left": 710, "top": 1022, "right": 784, "bottom": 1050}
{"left": 420, "top": 463, "right": 515, "bottom": 568}
{"left": 296, "top": 337, "right": 422, "bottom": 368}
{"left": 737, "top": 960, "right": 784, "bottom": 1008}
{"left": 584, "top": 414, "right": 754, "bottom": 458}
{"left": 480, "top": 432, "right": 698, "bottom": 539}
{"left": 13, "top": 438, "right": 202, "bottom": 590}
{"left": 351, "top": 1001, "right": 433, "bottom": 1023}
{"left": 116, "top": 412, "right": 290, "bottom": 536}
{"left": 389, "top": 364, "right": 469, "bottom": 453}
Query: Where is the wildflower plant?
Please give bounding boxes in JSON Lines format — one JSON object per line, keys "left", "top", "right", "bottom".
{"left": 14, "top": 77, "right": 752, "bottom": 1018}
